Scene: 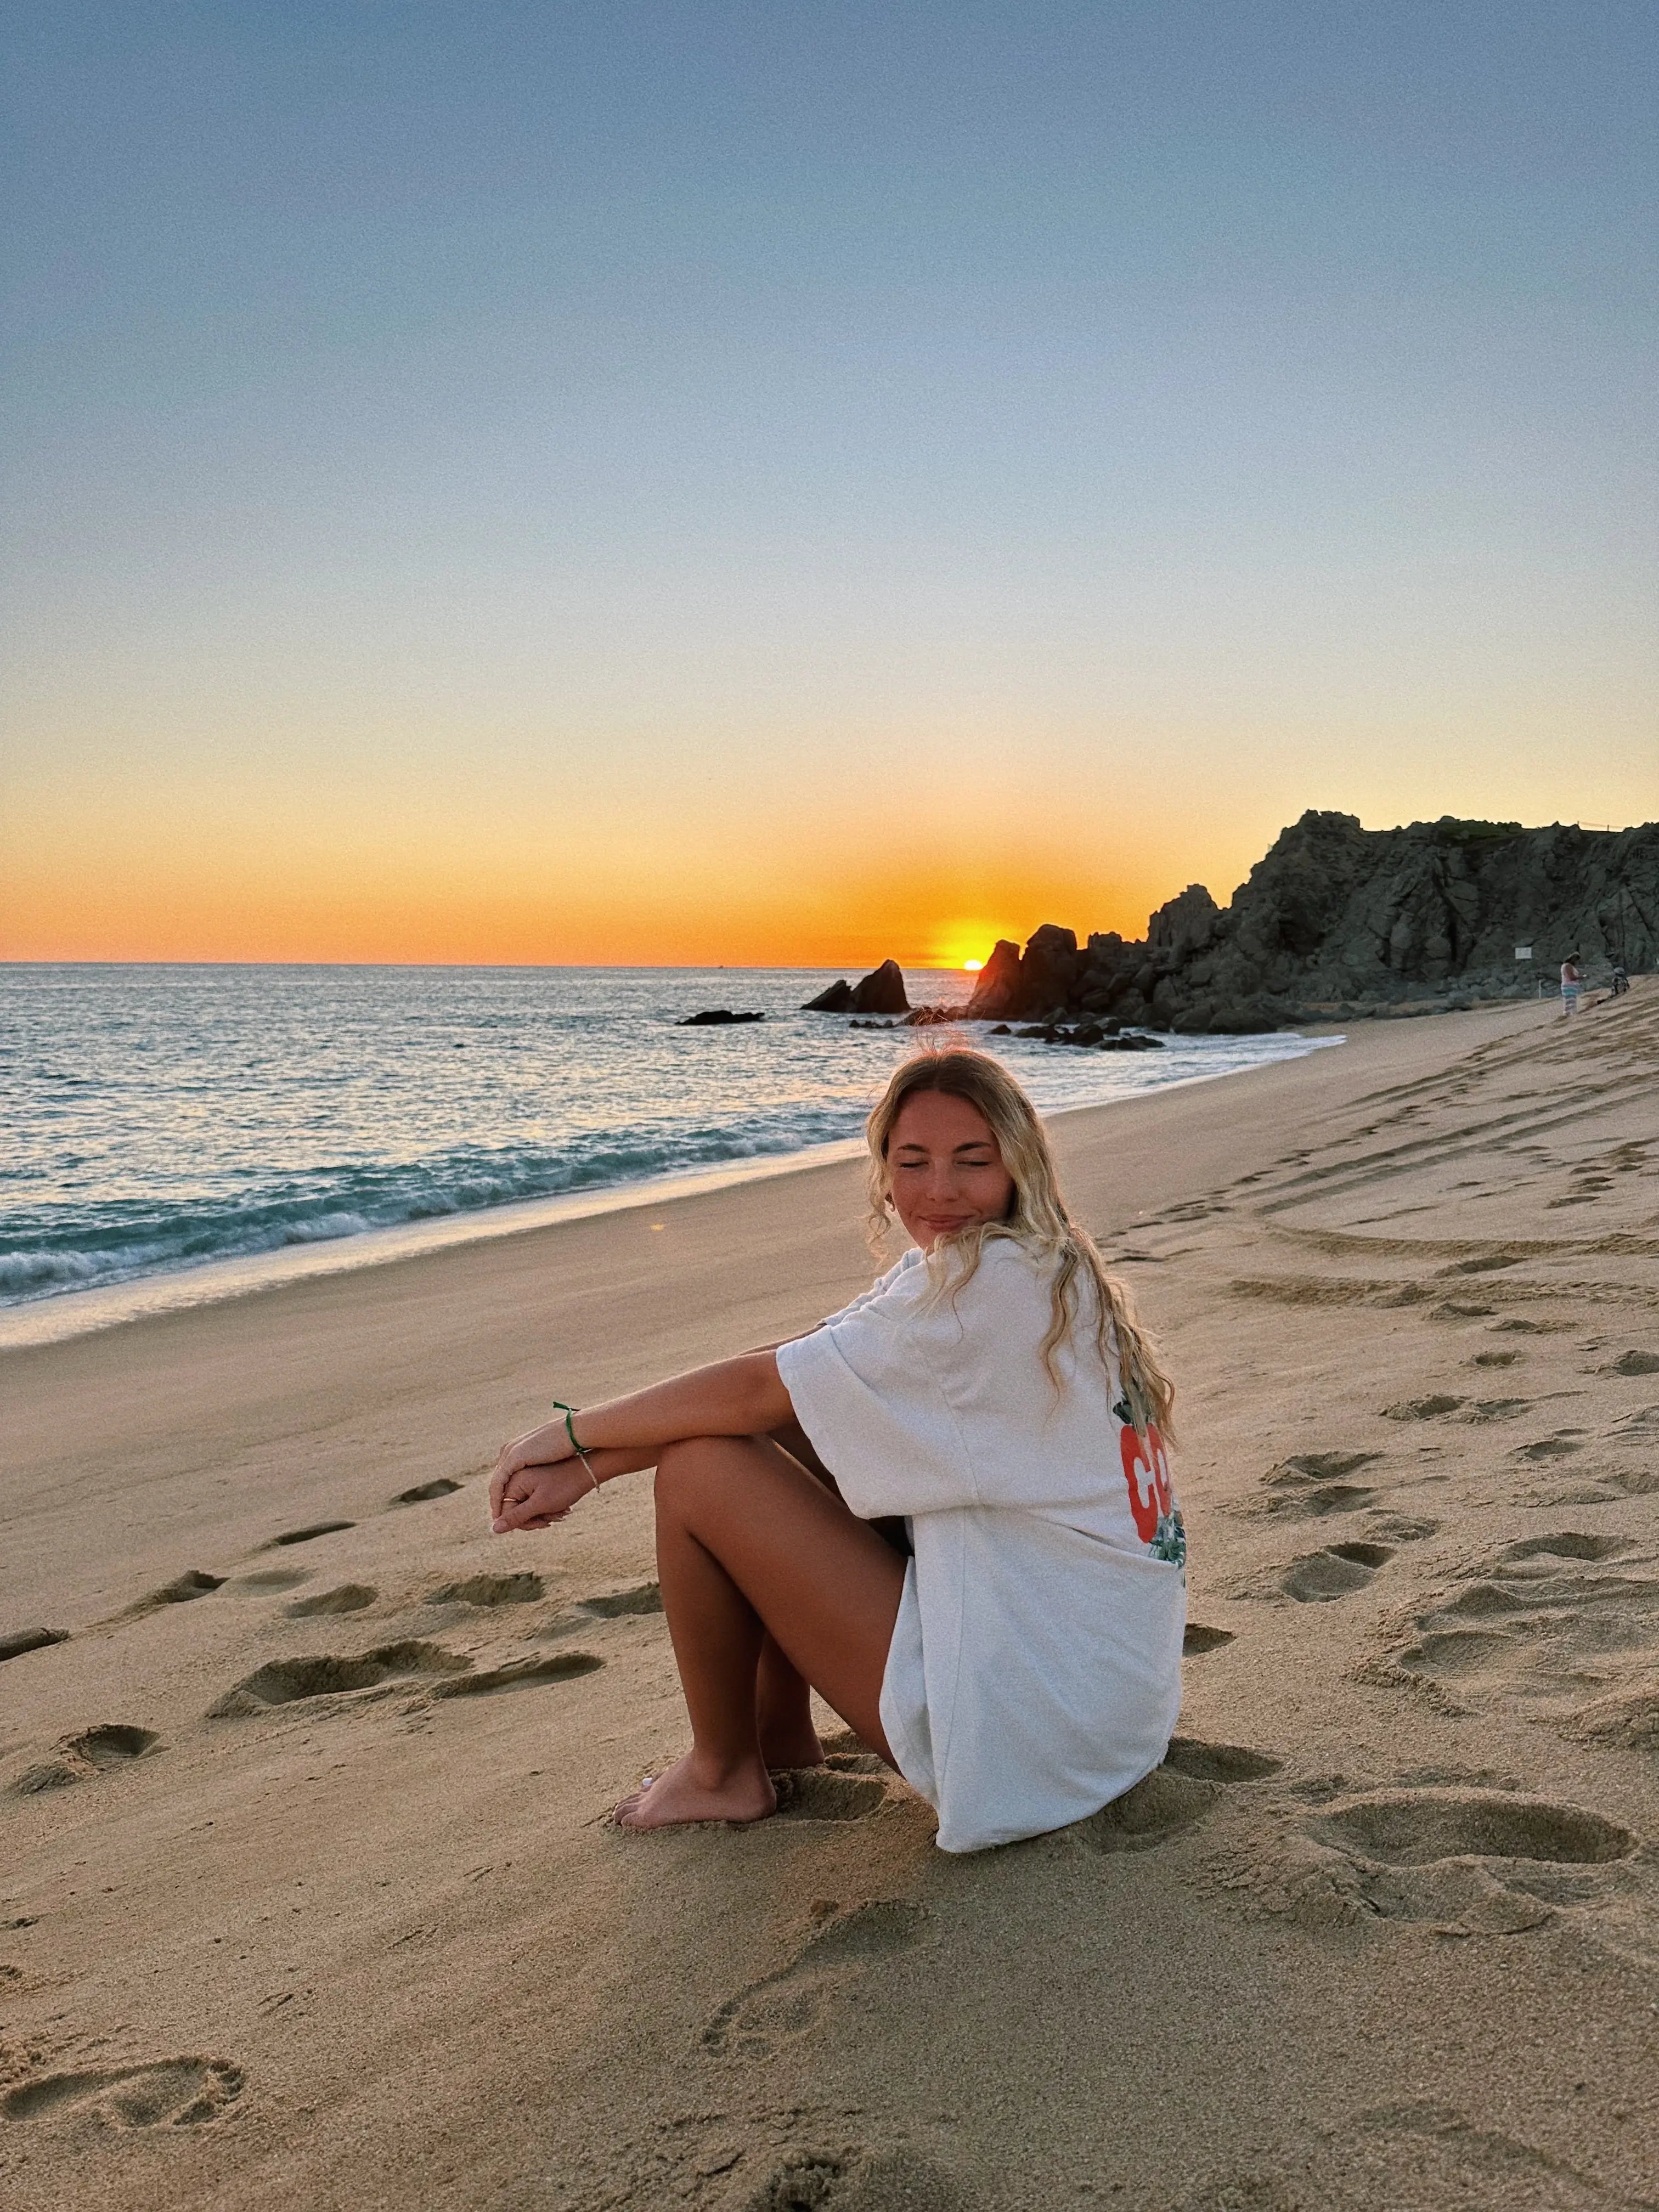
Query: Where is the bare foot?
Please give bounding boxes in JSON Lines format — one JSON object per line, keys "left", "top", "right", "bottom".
{"left": 614, "top": 1750, "right": 777, "bottom": 1831}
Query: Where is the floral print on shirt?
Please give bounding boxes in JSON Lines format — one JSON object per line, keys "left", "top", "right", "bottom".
{"left": 1115, "top": 1400, "right": 1187, "bottom": 1571}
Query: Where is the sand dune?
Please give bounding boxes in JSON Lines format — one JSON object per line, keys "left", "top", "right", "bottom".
{"left": 2, "top": 987, "right": 1656, "bottom": 2209}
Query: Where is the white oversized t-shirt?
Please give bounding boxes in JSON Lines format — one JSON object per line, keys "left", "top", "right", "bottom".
{"left": 776, "top": 1237, "right": 1186, "bottom": 1853}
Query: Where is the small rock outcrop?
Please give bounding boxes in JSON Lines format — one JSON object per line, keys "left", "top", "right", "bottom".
{"left": 678, "top": 1009, "right": 765, "bottom": 1027}
{"left": 966, "top": 814, "right": 1657, "bottom": 1034}
{"left": 802, "top": 960, "right": 910, "bottom": 1015}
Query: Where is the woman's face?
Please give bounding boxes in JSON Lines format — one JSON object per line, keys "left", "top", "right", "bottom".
{"left": 885, "top": 1090, "right": 1016, "bottom": 1249}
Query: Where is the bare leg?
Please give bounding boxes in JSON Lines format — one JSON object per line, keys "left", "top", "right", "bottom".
{"left": 615, "top": 1435, "right": 905, "bottom": 1831}
{"left": 755, "top": 1638, "right": 825, "bottom": 1769}
{"left": 753, "top": 1420, "right": 838, "bottom": 1767}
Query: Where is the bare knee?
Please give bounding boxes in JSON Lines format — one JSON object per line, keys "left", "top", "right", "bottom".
{"left": 654, "top": 1435, "right": 728, "bottom": 1507}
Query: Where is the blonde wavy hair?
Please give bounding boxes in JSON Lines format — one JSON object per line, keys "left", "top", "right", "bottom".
{"left": 866, "top": 1047, "right": 1175, "bottom": 1438}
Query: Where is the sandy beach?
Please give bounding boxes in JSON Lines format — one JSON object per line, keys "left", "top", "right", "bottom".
{"left": 3, "top": 988, "right": 1656, "bottom": 2211}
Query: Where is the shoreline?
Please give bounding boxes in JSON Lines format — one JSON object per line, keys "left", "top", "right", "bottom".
{"left": 0, "top": 1031, "right": 1344, "bottom": 1352}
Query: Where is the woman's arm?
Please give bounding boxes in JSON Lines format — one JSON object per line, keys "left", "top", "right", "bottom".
{"left": 489, "top": 1351, "right": 793, "bottom": 1534}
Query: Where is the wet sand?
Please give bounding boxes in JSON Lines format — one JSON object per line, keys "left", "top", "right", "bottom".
{"left": 2, "top": 986, "right": 1656, "bottom": 2210}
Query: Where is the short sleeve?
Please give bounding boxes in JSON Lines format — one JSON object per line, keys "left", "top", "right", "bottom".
{"left": 815, "top": 1250, "right": 921, "bottom": 1330}
{"left": 776, "top": 1261, "right": 982, "bottom": 1520}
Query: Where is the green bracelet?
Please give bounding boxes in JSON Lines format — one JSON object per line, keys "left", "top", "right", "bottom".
{"left": 552, "top": 1399, "right": 600, "bottom": 1499}
{"left": 552, "top": 1399, "right": 587, "bottom": 1455}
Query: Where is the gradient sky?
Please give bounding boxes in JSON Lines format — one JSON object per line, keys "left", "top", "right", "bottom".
{"left": 4, "top": 2, "right": 1656, "bottom": 968}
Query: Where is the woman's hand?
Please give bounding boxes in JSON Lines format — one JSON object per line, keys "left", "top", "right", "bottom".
{"left": 490, "top": 1419, "right": 575, "bottom": 1505}
{"left": 490, "top": 1455, "right": 595, "bottom": 1534}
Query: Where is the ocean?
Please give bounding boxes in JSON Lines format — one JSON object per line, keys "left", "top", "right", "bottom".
{"left": 1, "top": 964, "right": 1338, "bottom": 1334}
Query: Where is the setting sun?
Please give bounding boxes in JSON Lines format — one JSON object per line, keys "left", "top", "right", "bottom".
{"left": 963, "top": 959, "right": 983, "bottom": 972}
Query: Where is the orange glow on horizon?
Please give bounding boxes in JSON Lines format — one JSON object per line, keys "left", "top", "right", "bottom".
{"left": 1, "top": 826, "right": 1180, "bottom": 970}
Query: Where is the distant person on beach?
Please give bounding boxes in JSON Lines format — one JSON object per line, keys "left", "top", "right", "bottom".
{"left": 488, "top": 1048, "right": 1185, "bottom": 1853}
{"left": 1610, "top": 956, "right": 1629, "bottom": 996}
{"left": 1561, "top": 953, "right": 1583, "bottom": 1014}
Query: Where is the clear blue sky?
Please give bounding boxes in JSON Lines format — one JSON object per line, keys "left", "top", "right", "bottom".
{"left": 5, "top": 3, "right": 1655, "bottom": 963}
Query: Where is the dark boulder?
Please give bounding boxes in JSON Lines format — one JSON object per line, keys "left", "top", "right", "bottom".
{"left": 1148, "top": 884, "right": 1221, "bottom": 957}
{"left": 849, "top": 958, "right": 910, "bottom": 1015}
{"left": 964, "top": 928, "right": 1077, "bottom": 1023}
{"left": 1019, "top": 925, "right": 1080, "bottom": 1012}
{"left": 964, "top": 941, "right": 1026, "bottom": 1020}
{"left": 804, "top": 961, "right": 910, "bottom": 1015}
{"left": 678, "top": 1009, "right": 765, "bottom": 1027}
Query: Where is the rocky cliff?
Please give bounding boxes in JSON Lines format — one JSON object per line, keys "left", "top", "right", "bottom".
{"left": 966, "top": 812, "right": 1657, "bottom": 1034}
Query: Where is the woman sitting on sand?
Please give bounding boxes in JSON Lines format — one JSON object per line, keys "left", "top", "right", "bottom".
{"left": 488, "top": 1049, "right": 1185, "bottom": 1854}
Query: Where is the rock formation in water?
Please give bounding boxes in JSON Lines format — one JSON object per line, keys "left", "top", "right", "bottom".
{"left": 802, "top": 959, "right": 911, "bottom": 1015}
{"left": 966, "top": 813, "right": 1657, "bottom": 1034}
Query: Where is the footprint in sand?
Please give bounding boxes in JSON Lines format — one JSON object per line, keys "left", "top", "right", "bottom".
{"left": 1383, "top": 1395, "right": 1466, "bottom": 1421}
{"left": 1243, "top": 1452, "right": 1383, "bottom": 1522}
{"left": 534, "top": 1582, "right": 664, "bottom": 1640}
{"left": 1066, "top": 1736, "right": 1283, "bottom": 1855}
{"left": 426, "top": 1572, "right": 544, "bottom": 1609}
{"left": 0, "top": 1627, "right": 69, "bottom": 1664}
{"left": 1363, "top": 1542, "right": 1659, "bottom": 1729}
{"left": 125, "top": 1570, "right": 226, "bottom": 1615}
{"left": 1514, "top": 1430, "right": 1588, "bottom": 1460}
{"left": 236, "top": 1568, "right": 310, "bottom": 1592}
{"left": 1538, "top": 1464, "right": 1659, "bottom": 1506}
{"left": 392, "top": 1479, "right": 462, "bottom": 1505}
{"left": 771, "top": 1769, "right": 891, "bottom": 1822}
{"left": 1459, "top": 1398, "right": 1532, "bottom": 1424}
{"left": 1278, "top": 1541, "right": 1394, "bottom": 1604}
{"left": 3, "top": 2056, "right": 243, "bottom": 2129}
{"left": 1363, "top": 1512, "right": 1440, "bottom": 1544}
{"left": 260, "top": 1521, "right": 355, "bottom": 1550}
{"left": 1183, "top": 1623, "right": 1235, "bottom": 1656}
{"left": 702, "top": 1900, "right": 929, "bottom": 2058}
{"left": 1273, "top": 1786, "right": 1641, "bottom": 1940}
{"left": 207, "top": 1641, "right": 470, "bottom": 1716}
{"left": 1500, "top": 1531, "right": 1630, "bottom": 1565}
{"left": 285, "top": 1583, "right": 377, "bottom": 1617}
{"left": 1265, "top": 1482, "right": 1378, "bottom": 1520}
{"left": 1181, "top": 2097, "right": 1638, "bottom": 2210}
{"left": 10, "top": 1724, "right": 160, "bottom": 1797}
{"left": 1568, "top": 1682, "right": 1659, "bottom": 1752}
{"left": 427, "top": 1651, "right": 602, "bottom": 1699}
{"left": 571, "top": 1581, "right": 664, "bottom": 1618}
{"left": 743, "top": 2145, "right": 967, "bottom": 2211}
{"left": 208, "top": 1638, "right": 599, "bottom": 1711}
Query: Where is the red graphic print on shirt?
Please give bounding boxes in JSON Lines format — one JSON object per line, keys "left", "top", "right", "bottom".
{"left": 1119, "top": 1422, "right": 1173, "bottom": 1546}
